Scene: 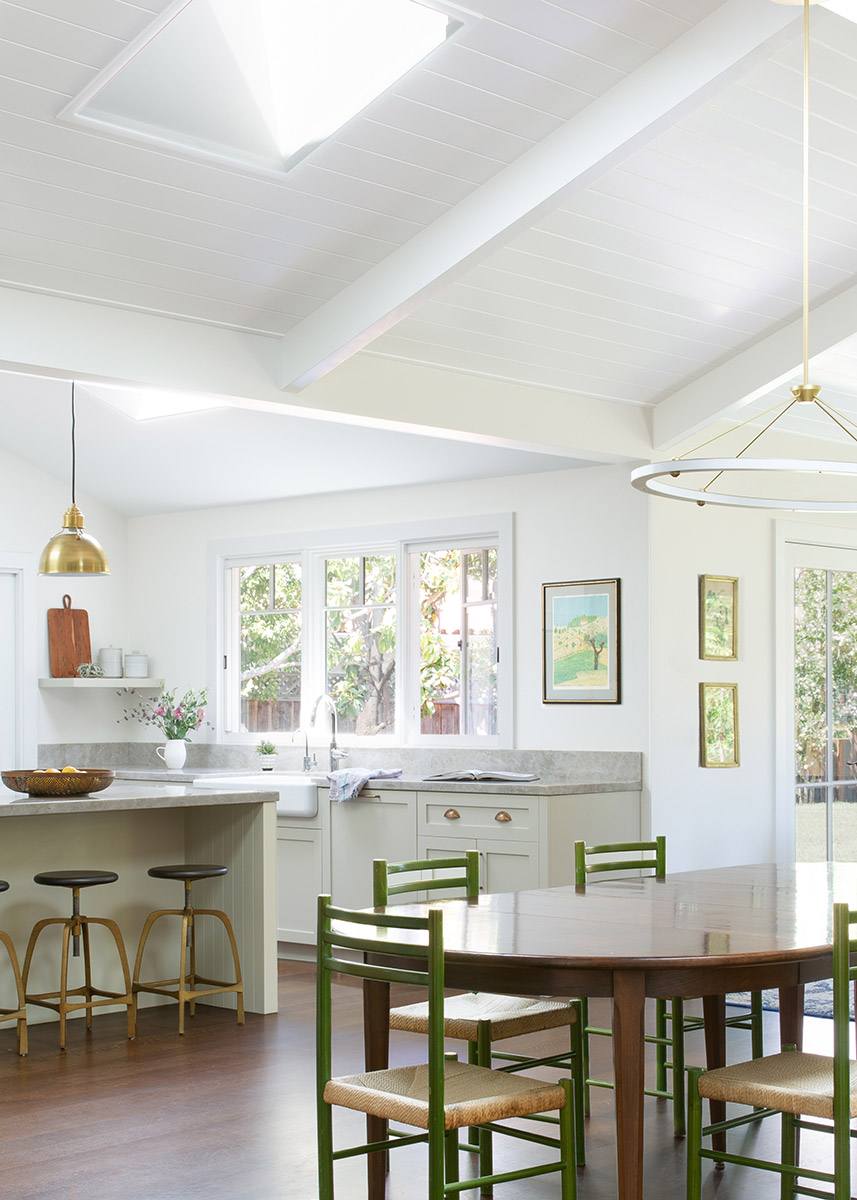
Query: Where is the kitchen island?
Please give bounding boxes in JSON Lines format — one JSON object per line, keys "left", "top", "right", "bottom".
{"left": 0, "top": 781, "right": 277, "bottom": 1021}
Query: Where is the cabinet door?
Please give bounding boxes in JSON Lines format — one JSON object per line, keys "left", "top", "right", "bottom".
{"left": 416, "top": 834, "right": 477, "bottom": 899}
{"left": 330, "top": 791, "right": 416, "bottom": 908}
{"left": 277, "top": 825, "right": 322, "bottom": 944}
{"left": 478, "top": 837, "right": 540, "bottom": 894}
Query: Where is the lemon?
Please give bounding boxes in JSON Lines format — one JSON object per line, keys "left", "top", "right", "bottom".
{"left": 44, "top": 768, "right": 60, "bottom": 774}
{"left": 61, "top": 766, "right": 79, "bottom": 773}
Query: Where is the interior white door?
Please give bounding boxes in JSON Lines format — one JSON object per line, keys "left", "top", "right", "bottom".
{"left": 0, "top": 570, "right": 18, "bottom": 770}
{"left": 787, "top": 543, "right": 857, "bottom": 862}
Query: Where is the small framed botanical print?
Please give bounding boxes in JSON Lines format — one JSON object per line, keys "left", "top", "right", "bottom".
{"left": 542, "top": 579, "right": 620, "bottom": 704}
{"left": 699, "top": 682, "right": 740, "bottom": 768}
{"left": 699, "top": 575, "right": 738, "bottom": 661}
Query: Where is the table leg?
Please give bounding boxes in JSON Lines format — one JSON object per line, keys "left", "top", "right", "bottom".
{"left": 702, "top": 994, "right": 727, "bottom": 1155}
{"left": 779, "top": 984, "right": 805, "bottom": 1050}
{"left": 613, "top": 970, "right": 646, "bottom": 1200}
{"left": 364, "top": 976, "right": 390, "bottom": 1200}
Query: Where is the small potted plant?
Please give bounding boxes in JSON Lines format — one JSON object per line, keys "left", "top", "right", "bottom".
{"left": 256, "top": 738, "right": 278, "bottom": 772}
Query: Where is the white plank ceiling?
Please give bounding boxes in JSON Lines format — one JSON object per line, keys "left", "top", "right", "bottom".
{"left": 3, "top": 0, "right": 857, "bottom": 509}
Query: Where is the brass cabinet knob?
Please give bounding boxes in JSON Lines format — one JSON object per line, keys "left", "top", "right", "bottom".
{"left": 443, "top": 808, "right": 460, "bottom": 820}
{"left": 494, "top": 810, "right": 512, "bottom": 823}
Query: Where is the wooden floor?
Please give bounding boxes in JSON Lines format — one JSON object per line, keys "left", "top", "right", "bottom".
{"left": 0, "top": 960, "right": 844, "bottom": 1199}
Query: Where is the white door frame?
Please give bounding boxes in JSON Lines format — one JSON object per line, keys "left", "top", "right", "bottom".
{"left": 775, "top": 521, "right": 857, "bottom": 861}
{"left": 0, "top": 553, "right": 38, "bottom": 768}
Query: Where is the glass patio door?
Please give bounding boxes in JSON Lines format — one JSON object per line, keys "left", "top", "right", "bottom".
{"left": 794, "top": 546, "right": 857, "bottom": 861}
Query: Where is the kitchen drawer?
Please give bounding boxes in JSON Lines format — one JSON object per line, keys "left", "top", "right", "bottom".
{"left": 417, "top": 791, "right": 539, "bottom": 842}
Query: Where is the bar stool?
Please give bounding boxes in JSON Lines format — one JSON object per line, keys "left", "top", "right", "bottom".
{"left": 22, "top": 870, "right": 134, "bottom": 1050}
{"left": 0, "top": 881, "right": 27, "bottom": 1055}
{"left": 132, "top": 864, "right": 244, "bottom": 1035}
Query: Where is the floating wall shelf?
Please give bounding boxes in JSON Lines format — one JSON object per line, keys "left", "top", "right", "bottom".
{"left": 39, "top": 677, "right": 164, "bottom": 690}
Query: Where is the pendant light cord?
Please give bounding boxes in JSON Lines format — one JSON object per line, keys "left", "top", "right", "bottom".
{"left": 70, "top": 380, "right": 76, "bottom": 507}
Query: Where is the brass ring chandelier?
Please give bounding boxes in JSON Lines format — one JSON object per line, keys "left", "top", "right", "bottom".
{"left": 631, "top": 0, "right": 857, "bottom": 511}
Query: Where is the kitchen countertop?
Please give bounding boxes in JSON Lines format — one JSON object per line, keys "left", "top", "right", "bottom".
{"left": 113, "top": 767, "right": 639, "bottom": 797}
{"left": 0, "top": 780, "right": 279, "bottom": 817}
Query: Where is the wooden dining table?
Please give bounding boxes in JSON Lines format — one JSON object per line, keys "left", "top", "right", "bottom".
{"left": 361, "top": 861, "right": 857, "bottom": 1200}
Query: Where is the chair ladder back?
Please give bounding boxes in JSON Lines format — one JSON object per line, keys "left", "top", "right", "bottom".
{"left": 574, "top": 836, "right": 666, "bottom": 888}
{"left": 373, "top": 851, "right": 480, "bottom": 906}
{"left": 832, "top": 903, "right": 856, "bottom": 1148}
{"left": 315, "top": 894, "right": 446, "bottom": 1172}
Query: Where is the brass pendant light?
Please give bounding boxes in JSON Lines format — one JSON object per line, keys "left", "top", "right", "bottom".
{"left": 39, "top": 382, "right": 110, "bottom": 575}
{"left": 631, "top": 0, "right": 857, "bottom": 511}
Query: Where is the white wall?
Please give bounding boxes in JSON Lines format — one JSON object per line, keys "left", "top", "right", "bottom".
{"left": 125, "top": 463, "right": 651, "bottom": 752}
{"left": 648, "top": 498, "right": 777, "bottom": 868}
{"left": 0, "top": 444, "right": 129, "bottom": 744}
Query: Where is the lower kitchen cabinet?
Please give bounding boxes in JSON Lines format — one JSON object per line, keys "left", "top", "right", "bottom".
{"left": 417, "top": 789, "right": 641, "bottom": 890}
{"left": 329, "top": 790, "right": 417, "bottom": 908}
{"left": 417, "top": 833, "right": 539, "bottom": 893}
{"left": 275, "top": 783, "right": 641, "bottom": 950}
{"left": 276, "top": 820, "right": 323, "bottom": 945}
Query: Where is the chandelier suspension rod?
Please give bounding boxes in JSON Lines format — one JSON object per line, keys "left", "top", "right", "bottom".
{"left": 802, "top": 0, "right": 810, "bottom": 388}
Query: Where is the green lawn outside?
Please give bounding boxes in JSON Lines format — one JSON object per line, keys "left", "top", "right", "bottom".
{"left": 553, "top": 648, "right": 608, "bottom": 688}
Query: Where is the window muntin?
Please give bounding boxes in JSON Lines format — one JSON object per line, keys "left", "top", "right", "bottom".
{"left": 220, "top": 521, "right": 506, "bottom": 745}
{"left": 418, "top": 545, "right": 497, "bottom": 736}
{"left": 324, "top": 553, "right": 396, "bottom": 736}
{"left": 236, "top": 560, "right": 302, "bottom": 734}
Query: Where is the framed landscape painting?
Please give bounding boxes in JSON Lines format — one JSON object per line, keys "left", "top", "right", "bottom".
{"left": 699, "top": 682, "right": 740, "bottom": 768}
{"left": 699, "top": 574, "right": 738, "bottom": 660}
{"left": 542, "top": 579, "right": 620, "bottom": 704}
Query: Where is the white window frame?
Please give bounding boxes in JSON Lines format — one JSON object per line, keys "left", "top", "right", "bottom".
{"left": 210, "top": 513, "right": 513, "bottom": 749}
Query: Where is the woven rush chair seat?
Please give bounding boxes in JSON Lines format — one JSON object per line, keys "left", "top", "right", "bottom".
{"left": 687, "top": 900, "right": 857, "bottom": 1199}
{"left": 390, "top": 992, "right": 577, "bottom": 1041}
{"left": 325, "top": 1058, "right": 568, "bottom": 1130}
{"left": 697, "top": 1050, "right": 857, "bottom": 1120}
{"left": 374, "top": 851, "right": 585, "bottom": 1173}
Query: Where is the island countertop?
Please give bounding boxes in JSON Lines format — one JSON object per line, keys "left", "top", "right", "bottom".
{"left": 0, "top": 781, "right": 279, "bottom": 818}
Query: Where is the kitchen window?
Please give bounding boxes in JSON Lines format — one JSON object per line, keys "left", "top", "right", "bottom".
{"left": 216, "top": 515, "right": 512, "bottom": 746}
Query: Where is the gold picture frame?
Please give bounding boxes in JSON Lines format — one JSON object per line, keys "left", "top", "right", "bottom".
{"left": 699, "top": 682, "right": 740, "bottom": 768}
{"left": 699, "top": 575, "right": 738, "bottom": 661}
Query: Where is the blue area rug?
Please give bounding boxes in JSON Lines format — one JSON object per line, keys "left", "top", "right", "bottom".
{"left": 728, "top": 980, "right": 851, "bottom": 1020}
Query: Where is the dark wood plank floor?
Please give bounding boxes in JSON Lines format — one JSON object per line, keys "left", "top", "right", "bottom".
{"left": 0, "top": 961, "right": 843, "bottom": 1199}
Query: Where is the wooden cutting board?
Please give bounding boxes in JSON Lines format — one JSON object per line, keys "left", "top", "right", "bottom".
{"left": 47, "top": 594, "right": 92, "bottom": 678}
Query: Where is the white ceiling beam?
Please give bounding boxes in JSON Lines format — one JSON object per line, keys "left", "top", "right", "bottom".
{"left": 652, "top": 280, "right": 857, "bottom": 451}
{"left": 278, "top": 0, "right": 800, "bottom": 392}
{"left": 0, "top": 286, "right": 651, "bottom": 461}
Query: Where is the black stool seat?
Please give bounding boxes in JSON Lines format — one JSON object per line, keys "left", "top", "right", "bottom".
{"left": 147, "top": 864, "right": 228, "bottom": 882}
{"left": 34, "top": 870, "right": 118, "bottom": 888}
{"left": 0, "top": 881, "right": 8, "bottom": 893}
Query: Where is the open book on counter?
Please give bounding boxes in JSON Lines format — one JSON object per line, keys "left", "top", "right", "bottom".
{"left": 422, "top": 770, "right": 539, "bottom": 783}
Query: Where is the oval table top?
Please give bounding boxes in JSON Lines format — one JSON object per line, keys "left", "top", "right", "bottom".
{"left": 383, "top": 861, "right": 857, "bottom": 971}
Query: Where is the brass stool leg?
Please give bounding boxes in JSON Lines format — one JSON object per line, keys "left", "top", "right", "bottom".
{"left": 0, "top": 930, "right": 27, "bottom": 1056}
{"left": 178, "top": 910, "right": 191, "bottom": 1036}
{"left": 21, "top": 917, "right": 60, "bottom": 989}
{"left": 86, "top": 916, "right": 134, "bottom": 1040}
{"left": 82, "top": 919, "right": 94, "bottom": 1031}
{"left": 58, "top": 919, "right": 72, "bottom": 1051}
{"left": 195, "top": 908, "right": 244, "bottom": 1025}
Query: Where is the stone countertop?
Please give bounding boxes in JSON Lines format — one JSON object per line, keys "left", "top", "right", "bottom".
{"left": 113, "top": 768, "right": 639, "bottom": 797}
{"left": 0, "top": 780, "right": 279, "bottom": 818}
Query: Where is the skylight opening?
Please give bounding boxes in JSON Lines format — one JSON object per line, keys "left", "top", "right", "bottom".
{"left": 63, "top": 0, "right": 465, "bottom": 175}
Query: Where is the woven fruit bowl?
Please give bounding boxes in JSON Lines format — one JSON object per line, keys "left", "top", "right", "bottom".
{"left": 1, "top": 769, "right": 115, "bottom": 797}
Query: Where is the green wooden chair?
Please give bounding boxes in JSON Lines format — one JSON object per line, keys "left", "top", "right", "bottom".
{"left": 572, "top": 838, "right": 764, "bottom": 1137}
{"left": 316, "top": 894, "right": 577, "bottom": 1200}
{"left": 374, "top": 852, "right": 586, "bottom": 1178}
{"left": 687, "top": 899, "right": 856, "bottom": 1199}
